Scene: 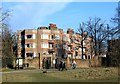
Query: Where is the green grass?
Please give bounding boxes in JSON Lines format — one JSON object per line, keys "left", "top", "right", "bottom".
{"left": 2, "top": 73, "right": 33, "bottom": 82}
{"left": 43, "top": 68, "right": 118, "bottom": 82}
{"left": 2, "top": 67, "right": 119, "bottom": 82}
{"left": 32, "top": 73, "right": 71, "bottom": 82}
{"left": 2, "top": 68, "right": 15, "bottom": 72}
{"left": 2, "top": 67, "right": 36, "bottom": 72}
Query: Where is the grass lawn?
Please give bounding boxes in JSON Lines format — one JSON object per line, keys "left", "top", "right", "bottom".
{"left": 2, "top": 67, "right": 36, "bottom": 72}
{"left": 2, "top": 67, "right": 119, "bottom": 82}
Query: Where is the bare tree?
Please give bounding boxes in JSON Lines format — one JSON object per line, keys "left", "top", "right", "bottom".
{"left": 1, "top": 8, "right": 17, "bottom": 68}
{"left": 2, "top": 24, "right": 14, "bottom": 68}
{"left": 107, "top": 2, "right": 120, "bottom": 67}
{"left": 78, "top": 22, "right": 88, "bottom": 59}
{"left": 0, "top": 8, "right": 11, "bottom": 23}
{"left": 111, "top": 2, "right": 120, "bottom": 38}
{"left": 85, "top": 17, "right": 110, "bottom": 56}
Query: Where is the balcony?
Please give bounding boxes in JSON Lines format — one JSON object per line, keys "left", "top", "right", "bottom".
{"left": 73, "top": 56, "right": 81, "bottom": 59}
{"left": 66, "top": 49, "right": 73, "bottom": 54}
{"left": 48, "top": 48, "right": 55, "bottom": 52}
{"left": 77, "top": 44, "right": 86, "bottom": 48}
{"left": 67, "top": 43, "right": 73, "bottom": 46}
{"left": 48, "top": 40, "right": 55, "bottom": 44}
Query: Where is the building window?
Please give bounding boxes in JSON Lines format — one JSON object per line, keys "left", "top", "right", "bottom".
{"left": 41, "top": 34, "right": 48, "bottom": 39}
{"left": 33, "top": 43, "right": 36, "bottom": 48}
{"left": 68, "top": 38, "right": 71, "bottom": 43}
{"left": 50, "top": 35, "right": 52, "bottom": 40}
{"left": 83, "top": 41, "right": 86, "bottom": 46}
{"left": 49, "top": 44, "right": 53, "bottom": 49}
{"left": 68, "top": 47, "right": 71, "bottom": 51}
{"left": 56, "top": 44, "right": 59, "bottom": 48}
{"left": 75, "top": 51, "right": 78, "bottom": 56}
{"left": 83, "top": 48, "right": 85, "bottom": 52}
{"left": 33, "top": 34, "right": 36, "bottom": 39}
{"left": 25, "top": 44, "right": 33, "bottom": 48}
{"left": 74, "top": 47, "right": 77, "bottom": 50}
{"left": 88, "top": 55, "right": 91, "bottom": 59}
{"left": 50, "top": 35, "right": 54, "bottom": 40}
{"left": 26, "top": 35, "right": 32, "bottom": 39}
{"left": 63, "top": 54, "right": 66, "bottom": 58}
{"left": 80, "top": 48, "right": 85, "bottom": 52}
{"left": 88, "top": 48, "right": 91, "bottom": 52}
{"left": 52, "top": 35, "right": 54, "bottom": 39}
{"left": 68, "top": 54, "right": 71, "bottom": 58}
{"left": 83, "top": 55, "right": 87, "bottom": 59}
{"left": 26, "top": 53, "right": 33, "bottom": 57}
{"left": 33, "top": 52, "right": 36, "bottom": 57}
{"left": 41, "top": 43, "right": 48, "bottom": 48}
{"left": 63, "top": 36, "right": 66, "bottom": 41}
{"left": 63, "top": 45, "right": 66, "bottom": 49}
{"left": 27, "top": 44, "right": 30, "bottom": 47}
{"left": 55, "top": 35, "right": 60, "bottom": 40}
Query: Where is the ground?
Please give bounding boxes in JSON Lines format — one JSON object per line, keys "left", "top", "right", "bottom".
{"left": 1, "top": 67, "right": 119, "bottom": 83}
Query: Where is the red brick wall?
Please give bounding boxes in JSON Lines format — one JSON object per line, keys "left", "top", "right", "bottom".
{"left": 74, "top": 56, "right": 101, "bottom": 68}
{"left": 25, "top": 58, "right": 39, "bottom": 68}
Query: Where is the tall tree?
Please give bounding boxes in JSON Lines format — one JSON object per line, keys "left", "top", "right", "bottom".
{"left": 107, "top": 2, "right": 120, "bottom": 67}
{"left": 85, "top": 17, "right": 110, "bottom": 56}
{"left": 1, "top": 8, "right": 17, "bottom": 68}
{"left": 78, "top": 22, "right": 88, "bottom": 59}
{"left": 111, "top": 2, "right": 120, "bottom": 38}
{"left": 2, "top": 24, "right": 13, "bottom": 67}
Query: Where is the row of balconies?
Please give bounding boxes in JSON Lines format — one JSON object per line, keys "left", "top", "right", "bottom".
{"left": 19, "top": 43, "right": 89, "bottom": 52}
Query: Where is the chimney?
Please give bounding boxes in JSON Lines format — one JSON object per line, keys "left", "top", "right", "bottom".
{"left": 49, "top": 23, "right": 57, "bottom": 30}
{"left": 67, "top": 28, "right": 74, "bottom": 35}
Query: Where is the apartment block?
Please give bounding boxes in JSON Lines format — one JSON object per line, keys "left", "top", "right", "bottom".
{"left": 17, "top": 24, "right": 65, "bottom": 68}
{"left": 17, "top": 24, "right": 95, "bottom": 69}
{"left": 64, "top": 29, "right": 94, "bottom": 68}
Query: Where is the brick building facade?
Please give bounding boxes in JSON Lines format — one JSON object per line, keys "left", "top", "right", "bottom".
{"left": 17, "top": 24, "right": 96, "bottom": 69}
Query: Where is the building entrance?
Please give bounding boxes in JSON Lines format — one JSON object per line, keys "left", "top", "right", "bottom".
{"left": 42, "top": 57, "right": 51, "bottom": 69}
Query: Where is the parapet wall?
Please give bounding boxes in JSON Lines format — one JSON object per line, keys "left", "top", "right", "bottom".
{"left": 25, "top": 56, "right": 102, "bottom": 69}
{"left": 75, "top": 56, "right": 101, "bottom": 68}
